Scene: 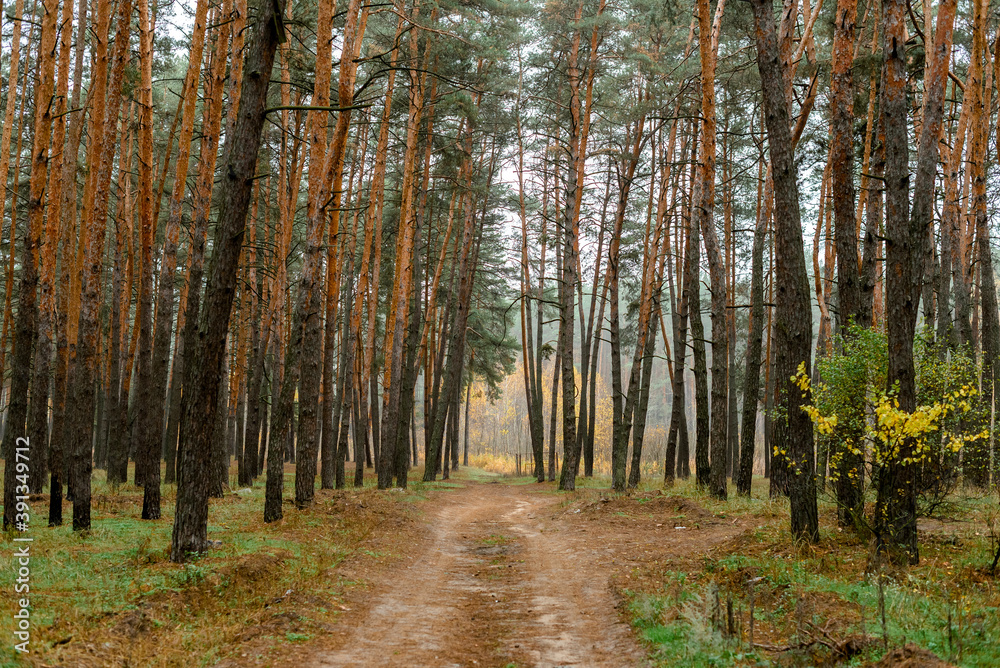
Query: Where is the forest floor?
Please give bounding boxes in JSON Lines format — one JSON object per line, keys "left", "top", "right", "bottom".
{"left": 305, "top": 477, "right": 652, "bottom": 668}
{"left": 2, "top": 464, "right": 998, "bottom": 667}
{"left": 297, "top": 473, "right": 1000, "bottom": 668}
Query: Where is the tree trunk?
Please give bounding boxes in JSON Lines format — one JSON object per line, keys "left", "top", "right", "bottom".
{"left": 696, "top": 0, "right": 728, "bottom": 501}
{"left": 68, "top": 0, "right": 128, "bottom": 530}
{"left": 2, "top": 0, "right": 55, "bottom": 529}
{"left": 515, "top": 48, "right": 545, "bottom": 482}
{"left": 750, "top": 0, "right": 818, "bottom": 543}
{"left": 241, "top": 196, "right": 264, "bottom": 487}
{"left": 556, "top": 5, "right": 584, "bottom": 491}
{"left": 736, "top": 172, "right": 767, "bottom": 496}
{"left": 829, "top": 0, "right": 865, "bottom": 524}
{"left": 0, "top": 0, "right": 25, "bottom": 409}
{"left": 423, "top": 131, "right": 482, "bottom": 483}
{"left": 101, "top": 107, "right": 134, "bottom": 487}
{"left": 874, "top": 0, "right": 918, "bottom": 565}
{"left": 964, "top": 2, "right": 993, "bottom": 489}
{"left": 173, "top": 0, "right": 232, "bottom": 508}
{"left": 172, "top": 0, "right": 285, "bottom": 559}
{"left": 666, "top": 127, "right": 692, "bottom": 487}
{"left": 211, "top": 342, "right": 231, "bottom": 496}
{"left": 133, "top": 0, "right": 156, "bottom": 520}
{"left": 548, "top": 349, "right": 560, "bottom": 482}
{"left": 143, "top": 0, "right": 211, "bottom": 491}
{"left": 23, "top": 0, "right": 60, "bottom": 495}
{"left": 689, "top": 160, "right": 710, "bottom": 489}
{"left": 380, "top": 6, "right": 429, "bottom": 488}
{"left": 44, "top": 0, "right": 74, "bottom": 520}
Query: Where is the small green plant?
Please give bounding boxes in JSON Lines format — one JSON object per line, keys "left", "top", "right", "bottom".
{"left": 629, "top": 588, "right": 756, "bottom": 667}
{"left": 175, "top": 562, "right": 211, "bottom": 587}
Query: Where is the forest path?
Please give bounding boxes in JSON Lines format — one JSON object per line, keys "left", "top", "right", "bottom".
{"left": 309, "top": 479, "right": 743, "bottom": 668}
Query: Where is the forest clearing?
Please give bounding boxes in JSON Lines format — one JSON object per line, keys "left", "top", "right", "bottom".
{"left": 3, "top": 0, "right": 1000, "bottom": 664}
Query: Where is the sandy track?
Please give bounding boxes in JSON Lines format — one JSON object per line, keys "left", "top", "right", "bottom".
{"left": 311, "top": 482, "right": 646, "bottom": 668}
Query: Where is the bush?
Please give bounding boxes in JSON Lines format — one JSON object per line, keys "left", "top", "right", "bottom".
{"left": 803, "top": 326, "right": 987, "bottom": 523}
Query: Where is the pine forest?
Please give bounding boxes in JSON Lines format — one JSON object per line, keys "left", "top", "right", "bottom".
{"left": 1, "top": 0, "right": 1000, "bottom": 665}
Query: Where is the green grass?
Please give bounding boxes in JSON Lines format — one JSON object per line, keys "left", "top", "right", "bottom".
{"left": 0, "top": 462, "right": 421, "bottom": 666}
{"left": 615, "top": 477, "right": 1000, "bottom": 667}
{"left": 628, "top": 585, "right": 769, "bottom": 667}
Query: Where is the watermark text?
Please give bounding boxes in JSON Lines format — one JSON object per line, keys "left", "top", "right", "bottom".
{"left": 12, "top": 436, "right": 31, "bottom": 653}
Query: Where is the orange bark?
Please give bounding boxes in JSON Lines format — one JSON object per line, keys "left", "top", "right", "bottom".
{"left": 0, "top": 0, "right": 26, "bottom": 385}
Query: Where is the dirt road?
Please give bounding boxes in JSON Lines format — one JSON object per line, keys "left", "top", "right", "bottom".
{"left": 309, "top": 481, "right": 745, "bottom": 668}
{"left": 311, "top": 481, "right": 642, "bottom": 667}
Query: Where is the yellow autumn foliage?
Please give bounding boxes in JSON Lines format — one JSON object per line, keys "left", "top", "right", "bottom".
{"left": 792, "top": 362, "right": 984, "bottom": 468}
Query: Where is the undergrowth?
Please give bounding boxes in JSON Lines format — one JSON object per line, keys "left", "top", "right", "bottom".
{"left": 0, "top": 463, "right": 442, "bottom": 667}
{"left": 618, "top": 477, "right": 1000, "bottom": 667}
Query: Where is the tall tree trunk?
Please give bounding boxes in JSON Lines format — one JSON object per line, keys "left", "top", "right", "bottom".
{"left": 965, "top": 5, "right": 994, "bottom": 489}
{"left": 556, "top": 4, "right": 585, "bottom": 491}
{"left": 321, "top": 0, "right": 366, "bottom": 494}
{"left": 750, "top": 0, "right": 818, "bottom": 543}
{"left": 916, "top": 0, "right": 955, "bottom": 349}
{"left": 360, "top": 14, "right": 405, "bottom": 481}
{"left": 67, "top": 0, "right": 128, "bottom": 530}
{"left": 829, "top": 0, "right": 865, "bottom": 525}
{"left": 939, "top": 74, "right": 972, "bottom": 347}
{"left": 380, "top": 3, "right": 429, "bottom": 488}
{"left": 625, "top": 122, "right": 666, "bottom": 490}
{"left": 548, "top": 349, "right": 560, "bottom": 482}
{"left": 240, "top": 187, "right": 263, "bottom": 487}
{"left": 607, "top": 152, "right": 643, "bottom": 489}
{"left": 0, "top": 0, "right": 25, "bottom": 409}
{"left": 726, "top": 157, "right": 739, "bottom": 480}
{"left": 697, "top": 0, "right": 728, "bottom": 500}
{"left": 3, "top": 0, "right": 56, "bottom": 528}
{"left": 515, "top": 45, "right": 545, "bottom": 482}
{"left": 423, "top": 127, "right": 483, "bottom": 483}
{"left": 172, "top": 0, "right": 285, "bottom": 559}
{"left": 141, "top": 0, "right": 211, "bottom": 491}
{"left": 173, "top": 0, "right": 233, "bottom": 510}
{"left": 666, "top": 128, "right": 692, "bottom": 487}
{"left": 736, "top": 168, "right": 767, "bottom": 496}
{"left": 45, "top": 0, "right": 74, "bottom": 520}
{"left": 24, "top": 0, "right": 60, "bottom": 494}
{"left": 688, "top": 137, "right": 710, "bottom": 489}
{"left": 538, "top": 152, "right": 551, "bottom": 480}
{"left": 102, "top": 106, "right": 135, "bottom": 487}
{"left": 874, "top": 0, "right": 918, "bottom": 565}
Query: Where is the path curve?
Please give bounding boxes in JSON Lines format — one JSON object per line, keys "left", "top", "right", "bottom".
{"left": 311, "top": 482, "right": 645, "bottom": 668}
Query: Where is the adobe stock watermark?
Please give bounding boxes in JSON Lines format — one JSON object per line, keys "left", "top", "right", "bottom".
{"left": 12, "top": 436, "right": 32, "bottom": 654}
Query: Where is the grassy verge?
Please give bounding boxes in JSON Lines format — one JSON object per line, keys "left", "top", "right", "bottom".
{"left": 0, "top": 463, "right": 467, "bottom": 667}
{"left": 614, "top": 478, "right": 1000, "bottom": 667}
